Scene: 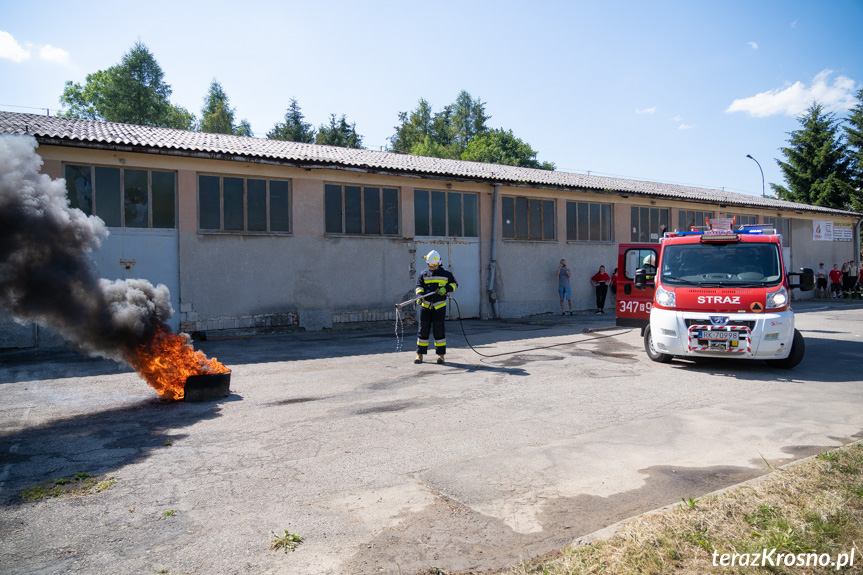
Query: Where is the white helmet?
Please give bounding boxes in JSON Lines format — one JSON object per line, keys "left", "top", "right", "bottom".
{"left": 643, "top": 253, "right": 656, "bottom": 267}
{"left": 424, "top": 250, "right": 441, "bottom": 265}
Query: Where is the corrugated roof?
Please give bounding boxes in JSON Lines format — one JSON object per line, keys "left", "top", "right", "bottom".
{"left": 1, "top": 110, "right": 859, "bottom": 218}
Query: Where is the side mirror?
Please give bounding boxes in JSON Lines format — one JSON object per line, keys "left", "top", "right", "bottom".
{"left": 788, "top": 267, "right": 815, "bottom": 291}
{"left": 634, "top": 268, "right": 647, "bottom": 289}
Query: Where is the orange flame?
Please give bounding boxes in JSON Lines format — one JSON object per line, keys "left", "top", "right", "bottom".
{"left": 127, "top": 325, "right": 229, "bottom": 400}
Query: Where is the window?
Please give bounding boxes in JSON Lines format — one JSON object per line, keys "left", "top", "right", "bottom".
{"left": 64, "top": 164, "right": 176, "bottom": 229}
{"left": 197, "top": 175, "right": 291, "bottom": 233}
{"left": 566, "top": 201, "right": 612, "bottom": 242}
{"left": 414, "top": 190, "right": 478, "bottom": 237}
{"left": 622, "top": 247, "right": 658, "bottom": 280}
{"left": 728, "top": 214, "right": 758, "bottom": 228}
{"left": 502, "top": 196, "right": 554, "bottom": 240}
{"left": 678, "top": 210, "right": 713, "bottom": 232}
{"left": 763, "top": 216, "right": 791, "bottom": 246}
{"left": 324, "top": 184, "right": 399, "bottom": 236}
{"left": 630, "top": 206, "right": 669, "bottom": 242}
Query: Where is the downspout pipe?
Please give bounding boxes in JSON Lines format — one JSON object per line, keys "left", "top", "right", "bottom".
{"left": 856, "top": 219, "right": 862, "bottom": 265}
{"left": 487, "top": 185, "right": 500, "bottom": 318}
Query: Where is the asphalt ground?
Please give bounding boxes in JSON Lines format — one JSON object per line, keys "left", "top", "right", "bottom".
{"left": 1, "top": 299, "right": 862, "bottom": 574}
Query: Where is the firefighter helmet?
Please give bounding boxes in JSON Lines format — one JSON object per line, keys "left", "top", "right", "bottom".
{"left": 643, "top": 253, "right": 656, "bottom": 267}
{"left": 425, "top": 250, "right": 441, "bottom": 265}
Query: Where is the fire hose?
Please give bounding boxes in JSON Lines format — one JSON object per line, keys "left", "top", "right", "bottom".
{"left": 394, "top": 293, "right": 630, "bottom": 358}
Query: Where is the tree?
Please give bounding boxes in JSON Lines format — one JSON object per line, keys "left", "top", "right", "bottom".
{"left": 389, "top": 91, "right": 553, "bottom": 170}
{"left": 200, "top": 79, "right": 252, "bottom": 136}
{"left": 315, "top": 114, "right": 363, "bottom": 148}
{"left": 389, "top": 98, "right": 434, "bottom": 154}
{"left": 772, "top": 103, "right": 855, "bottom": 209}
{"left": 267, "top": 99, "right": 315, "bottom": 143}
{"left": 844, "top": 88, "right": 863, "bottom": 210}
{"left": 58, "top": 42, "right": 194, "bottom": 130}
{"left": 462, "top": 129, "right": 556, "bottom": 169}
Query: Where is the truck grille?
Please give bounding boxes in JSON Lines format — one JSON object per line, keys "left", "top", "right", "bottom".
{"left": 685, "top": 319, "right": 756, "bottom": 329}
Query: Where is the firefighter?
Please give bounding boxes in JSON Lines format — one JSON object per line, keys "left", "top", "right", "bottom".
{"left": 415, "top": 250, "right": 458, "bottom": 364}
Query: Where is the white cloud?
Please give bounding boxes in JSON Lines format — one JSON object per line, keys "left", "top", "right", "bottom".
{"left": 748, "top": 41, "right": 758, "bottom": 50}
{"left": 725, "top": 70, "right": 859, "bottom": 117}
{"left": 636, "top": 107, "right": 656, "bottom": 115}
{"left": 678, "top": 123, "right": 695, "bottom": 130}
{"left": 39, "top": 44, "right": 70, "bottom": 64}
{"left": 0, "top": 30, "right": 30, "bottom": 62}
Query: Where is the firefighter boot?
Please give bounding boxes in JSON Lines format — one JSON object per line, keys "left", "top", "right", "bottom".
{"left": 437, "top": 355, "right": 446, "bottom": 364}
{"left": 414, "top": 354, "right": 423, "bottom": 364}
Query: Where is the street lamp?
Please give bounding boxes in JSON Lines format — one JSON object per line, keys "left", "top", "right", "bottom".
{"left": 746, "top": 154, "right": 766, "bottom": 198}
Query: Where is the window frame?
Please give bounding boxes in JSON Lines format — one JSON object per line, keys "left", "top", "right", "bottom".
{"left": 324, "top": 183, "right": 400, "bottom": 237}
{"left": 677, "top": 209, "right": 714, "bottom": 232}
{"left": 502, "top": 196, "right": 555, "bottom": 241}
{"left": 565, "top": 201, "right": 613, "bottom": 242}
{"left": 197, "top": 174, "right": 293, "bottom": 234}
{"left": 64, "top": 163, "right": 177, "bottom": 230}
{"left": 630, "top": 206, "right": 669, "bottom": 242}
{"left": 763, "top": 216, "right": 791, "bottom": 247}
{"left": 414, "top": 189, "right": 479, "bottom": 238}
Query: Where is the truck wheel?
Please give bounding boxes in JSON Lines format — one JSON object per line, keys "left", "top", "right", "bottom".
{"left": 644, "top": 325, "right": 673, "bottom": 363}
{"left": 766, "top": 329, "right": 805, "bottom": 369}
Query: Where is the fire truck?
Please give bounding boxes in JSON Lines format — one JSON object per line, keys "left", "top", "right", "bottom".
{"left": 616, "top": 218, "right": 815, "bottom": 368}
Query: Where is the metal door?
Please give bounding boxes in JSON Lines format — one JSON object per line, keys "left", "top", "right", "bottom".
{"left": 92, "top": 229, "right": 180, "bottom": 331}
{"left": 616, "top": 243, "right": 658, "bottom": 328}
{"left": 415, "top": 239, "right": 480, "bottom": 319}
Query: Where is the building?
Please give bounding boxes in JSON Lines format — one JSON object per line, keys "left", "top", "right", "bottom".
{"left": 1, "top": 110, "right": 861, "bottom": 348}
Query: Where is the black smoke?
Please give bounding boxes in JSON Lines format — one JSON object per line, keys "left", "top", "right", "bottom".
{"left": 0, "top": 134, "right": 173, "bottom": 362}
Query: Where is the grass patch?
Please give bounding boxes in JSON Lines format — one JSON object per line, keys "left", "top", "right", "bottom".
{"left": 493, "top": 442, "right": 863, "bottom": 574}
{"left": 271, "top": 530, "right": 303, "bottom": 553}
{"left": 20, "top": 472, "right": 115, "bottom": 501}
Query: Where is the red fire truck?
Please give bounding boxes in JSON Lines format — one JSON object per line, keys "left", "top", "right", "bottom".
{"left": 616, "top": 218, "right": 815, "bottom": 368}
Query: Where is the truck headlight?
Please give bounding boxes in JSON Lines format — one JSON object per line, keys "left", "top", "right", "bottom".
{"left": 655, "top": 286, "right": 676, "bottom": 308}
{"left": 766, "top": 286, "right": 788, "bottom": 309}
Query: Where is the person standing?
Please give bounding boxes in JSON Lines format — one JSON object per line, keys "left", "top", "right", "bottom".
{"left": 414, "top": 250, "right": 457, "bottom": 364}
{"left": 590, "top": 265, "right": 611, "bottom": 314}
{"left": 828, "top": 264, "right": 843, "bottom": 298}
{"left": 557, "top": 259, "right": 573, "bottom": 316}
{"left": 815, "top": 263, "right": 828, "bottom": 298}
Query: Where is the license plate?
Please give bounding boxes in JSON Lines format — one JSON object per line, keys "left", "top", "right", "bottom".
{"left": 699, "top": 330, "right": 738, "bottom": 341}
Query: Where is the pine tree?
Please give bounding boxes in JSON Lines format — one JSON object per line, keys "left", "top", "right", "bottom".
{"left": 200, "top": 80, "right": 252, "bottom": 136}
{"left": 267, "top": 99, "right": 315, "bottom": 143}
{"left": 844, "top": 88, "right": 863, "bottom": 210}
{"left": 772, "top": 103, "right": 854, "bottom": 209}
{"left": 315, "top": 114, "right": 363, "bottom": 148}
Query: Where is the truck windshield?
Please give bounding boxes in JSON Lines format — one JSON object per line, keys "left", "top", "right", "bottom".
{"left": 660, "top": 242, "right": 783, "bottom": 287}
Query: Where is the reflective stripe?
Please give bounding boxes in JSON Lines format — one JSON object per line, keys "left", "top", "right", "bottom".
{"left": 423, "top": 278, "right": 448, "bottom": 285}
{"left": 434, "top": 340, "right": 446, "bottom": 347}
{"left": 417, "top": 340, "right": 429, "bottom": 347}
{"left": 422, "top": 300, "right": 447, "bottom": 310}
{"left": 448, "top": 283, "right": 457, "bottom": 290}
{"left": 415, "top": 288, "right": 424, "bottom": 295}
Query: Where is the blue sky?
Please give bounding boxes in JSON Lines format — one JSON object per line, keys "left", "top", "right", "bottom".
{"left": 2, "top": 0, "right": 861, "bottom": 198}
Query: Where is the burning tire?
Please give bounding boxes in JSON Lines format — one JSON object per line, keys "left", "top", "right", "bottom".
{"left": 644, "top": 325, "right": 673, "bottom": 363}
{"left": 766, "top": 329, "right": 805, "bottom": 369}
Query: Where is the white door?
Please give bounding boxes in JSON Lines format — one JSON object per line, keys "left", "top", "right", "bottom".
{"left": 93, "top": 229, "right": 180, "bottom": 331}
{"left": 415, "top": 239, "right": 481, "bottom": 319}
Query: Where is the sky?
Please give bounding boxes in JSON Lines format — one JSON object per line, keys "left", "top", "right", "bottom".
{"left": 1, "top": 0, "right": 862, "bottom": 198}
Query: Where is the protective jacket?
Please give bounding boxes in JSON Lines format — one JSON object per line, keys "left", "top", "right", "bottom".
{"left": 415, "top": 266, "right": 458, "bottom": 309}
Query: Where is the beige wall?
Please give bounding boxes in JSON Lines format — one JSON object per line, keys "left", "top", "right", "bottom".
{"left": 29, "top": 144, "right": 863, "bottom": 331}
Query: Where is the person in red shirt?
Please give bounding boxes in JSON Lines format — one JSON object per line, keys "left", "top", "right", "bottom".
{"left": 590, "top": 265, "right": 611, "bottom": 314}
{"left": 828, "top": 264, "right": 844, "bottom": 298}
